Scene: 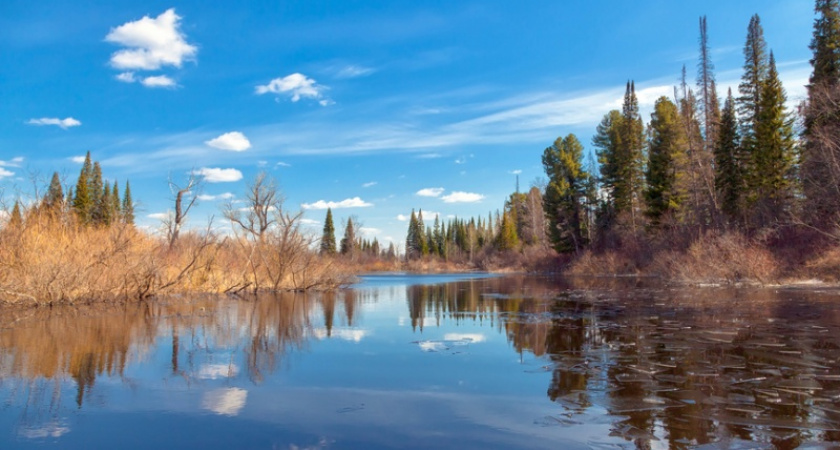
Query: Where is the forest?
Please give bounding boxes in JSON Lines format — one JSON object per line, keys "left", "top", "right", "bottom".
{"left": 2, "top": 2, "right": 840, "bottom": 305}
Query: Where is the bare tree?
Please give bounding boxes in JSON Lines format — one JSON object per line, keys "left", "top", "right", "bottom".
{"left": 164, "top": 173, "right": 202, "bottom": 248}
{"left": 223, "top": 172, "right": 281, "bottom": 241}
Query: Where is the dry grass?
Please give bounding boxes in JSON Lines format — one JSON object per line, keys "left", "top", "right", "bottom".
{"left": 0, "top": 211, "right": 354, "bottom": 306}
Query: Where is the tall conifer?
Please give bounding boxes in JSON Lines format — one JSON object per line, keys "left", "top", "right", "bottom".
{"left": 320, "top": 208, "right": 337, "bottom": 255}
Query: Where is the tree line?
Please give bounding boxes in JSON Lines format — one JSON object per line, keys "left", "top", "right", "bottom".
{"left": 541, "top": 3, "right": 840, "bottom": 254}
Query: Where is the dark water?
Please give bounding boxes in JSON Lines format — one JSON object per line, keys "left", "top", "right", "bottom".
{"left": 2, "top": 274, "right": 840, "bottom": 449}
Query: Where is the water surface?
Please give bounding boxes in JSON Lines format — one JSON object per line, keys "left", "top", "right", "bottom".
{"left": 2, "top": 274, "right": 840, "bottom": 448}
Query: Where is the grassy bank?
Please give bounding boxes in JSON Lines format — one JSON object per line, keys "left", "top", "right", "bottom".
{"left": 0, "top": 211, "right": 354, "bottom": 306}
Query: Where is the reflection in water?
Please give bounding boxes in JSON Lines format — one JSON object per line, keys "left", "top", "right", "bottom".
{"left": 1, "top": 276, "right": 840, "bottom": 447}
{"left": 203, "top": 387, "right": 248, "bottom": 416}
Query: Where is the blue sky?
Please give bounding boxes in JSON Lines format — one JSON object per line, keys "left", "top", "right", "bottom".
{"left": 0, "top": 1, "right": 814, "bottom": 247}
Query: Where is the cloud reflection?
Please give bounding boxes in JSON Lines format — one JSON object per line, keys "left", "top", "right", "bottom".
{"left": 19, "top": 421, "right": 70, "bottom": 439}
{"left": 197, "top": 363, "right": 239, "bottom": 380}
{"left": 202, "top": 387, "right": 248, "bottom": 416}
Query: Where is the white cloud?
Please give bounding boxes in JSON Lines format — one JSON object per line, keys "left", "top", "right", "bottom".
{"left": 416, "top": 187, "right": 444, "bottom": 197}
{"left": 509, "top": 169, "right": 522, "bottom": 175}
{"left": 140, "top": 75, "right": 176, "bottom": 88}
{"left": 301, "top": 197, "right": 373, "bottom": 210}
{"left": 454, "top": 156, "right": 466, "bottom": 164}
{"left": 300, "top": 218, "right": 320, "bottom": 226}
{"left": 105, "top": 8, "right": 197, "bottom": 71}
{"left": 193, "top": 167, "right": 243, "bottom": 183}
{"left": 206, "top": 131, "right": 251, "bottom": 152}
{"left": 69, "top": 155, "right": 86, "bottom": 163}
{"left": 148, "top": 212, "right": 170, "bottom": 220}
{"left": 27, "top": 117, "right": 81, "bottom": 129}
{"left": 396, "top": 214, "right": 409, "bottom": 221}
{"left": 0, "top": 157, "right": 23, "bottom": 167}
{"left": 255, "top": 73, "right": 327, "bottom": 102}
{"left": 336, "top": 65, "right": 376, "bottom": 78}
{"left": 276, "top": 161, "right": 291, "bottom": 167}
{"left": 0, "top": 168, "right": 14, "bottom": 179}
{"left": 116, "top": 72, "right": 136, "bottom": 83}
{"left": 359, "top": 227, "right": 381, "bottom": 236}
{"left": 416, "top": 153, "right": 443, "bottom": 159}
{"left": 362, "top": 181, "right": 377, "bottom": 188}
{"left": 442, "top": 191, "right": 484, "bottom": 203}
{"left": 197, "top": 192, "right": 234, "bottom": 201}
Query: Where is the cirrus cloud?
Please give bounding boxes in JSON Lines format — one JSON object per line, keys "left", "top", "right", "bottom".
{"left": 27, "top": 117, "right": 81, "bottom": 129}
{"left": 301, "top": 197, "right": 372, "bottom": 210}
{"left": 206, "top": 132, "right": 251, "bottom": 152}
{"left": 193, "top": 167, "right": 243, "bottom": 183}
{"left": 441, "top": 191, "right": 484, "bottom": 203}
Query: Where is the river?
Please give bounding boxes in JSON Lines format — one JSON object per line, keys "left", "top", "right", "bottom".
{"left": 1, "top": 274, "right": 839, "bottom": 449}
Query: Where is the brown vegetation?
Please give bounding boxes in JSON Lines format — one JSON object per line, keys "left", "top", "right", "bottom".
{"left": 0, "top": 208, "right": 354, "bottom": 306}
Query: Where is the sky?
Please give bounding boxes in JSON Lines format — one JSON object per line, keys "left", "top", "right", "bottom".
{"left": 0, "top": 0, "right": 815, "bottom": 248}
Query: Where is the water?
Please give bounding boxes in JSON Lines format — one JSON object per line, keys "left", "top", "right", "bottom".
{"left": 2, "top": 274, "right": 840, "bottom": 449}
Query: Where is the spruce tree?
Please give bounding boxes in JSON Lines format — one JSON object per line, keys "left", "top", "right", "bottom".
{"left": 73, "top": 153, "right": 93, "bottom": 224}
{"left": 752, "top": 52, "right": 796, "bottom": 225}
{"left": 715, "top": 89, "right": 744, "bottom": 225}
{"left": 697, "top": 16, "right": 722, "bottom": 153}
{"left": 594, "top": 109, "right": 624, "bottom": 217}
{"left": 645, "top": 97, "right": 689, "bottom": 226}
{"left": 90, "top": 162, "right": 105, "bottom": 225}
{"left": 320, "top": 208, "right": 337, "bottom": 255}
{"left": 8, "top": 201, "right": 23, "bottom": 229}
{"left": 405, "top": 210, "right": 420, "bottom": 259}
{"left": 802, "top": 0, "right": 840, "bottom": 227}
{"left": 122, "top": 181, "right": 134, "bottom": 225}
{"left": 496, "top": 210, "right": 519, "bottom": 251}
{"left": 44, "top": 171, "right": 64, "bottom": 211}
{"left": 737, "top": 14, "right": 769, "bottom": 195}
{"left": 111, "top": 181, "right": 121, "bottom": 222}
{"left": 543, "top": 133, "right": 590, "bottom": 252}
{"left": 417, "top": 210, "right": 429, "bottom": 256}
{"left": 101, "top": 183, "right": 113, "bottom": 225}
{"left": 340, "top": 217, "right": 356, "bottom": 255}
{"left": 618, "top": 81, "right": 646, "bottom": 230}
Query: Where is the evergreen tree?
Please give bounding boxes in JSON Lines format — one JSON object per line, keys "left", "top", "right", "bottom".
{"left": 320, "top": 208, "right": 337, "bottom": 255}
{"left": 44, "top": 171, "right": 64, "bottom": 211}
{"left": 802, "top": 0, "right": 840, "bottom": 227}
{"left": 417, "top": 210, "right": 429, "bottom": 256}
{"left": 714, "top": 89, "right": 744, "bottom": 224}
{"left": 751, "top": 52, "right": 796, "bottom": 225}
{"left": 340, "top": 217, "right": 356, "bottom": 255}
{"left": 72, "top": 152, "right": 93, "bottom": 224}
{"left": 8, "top": 201, "right": 23, "bottom": 229}
{"left": 111, "top": 181, "right": 121, "bottom": 222}
{"left": 122, "top": 181, "right": 135, "bottom": 225}
{"left": 405, "top": 210, "right": 421, "bottom": 259}
{"left": 90, "top": 162, "right": 104, "bottom": 225}
{"left": 737, "top": 14, "right": 769, "bottom": 191}
{"left": 542, "top": 133, "right": 590, "bottom": 252}
{"left": 101, "top": 183, "right": 113, "bottom": 225}
{"left": 617, "top": 81, "right": 647, "bottom": 230}
{"left": 432, "top": 215, "right": 443, "bottom": 257}
{"left": 697, "top": 16, "right": 722, "bottom": 152}
{"left": 645, "top": 97, "right": 689, "bottom": 226}
{"left": 496, "top": 210, "right": 519, "bottom": 251}
{"left": 594, "top": 109, "right": 624, "bottom": 214}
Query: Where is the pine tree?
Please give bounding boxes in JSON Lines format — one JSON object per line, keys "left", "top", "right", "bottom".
{"left": 594, "top": 109, "right": 624, "bottom": 215}
{"left": 320, "top": 208, "right": 337, "bottom": 255}
{"left": 645, "top": 97, "right": 689, "bottom": 226}
{"left": 72, "top": 152, "right": 93, "bottom": 224}
{"left": 432, "top": 215, "right": 443, "bottom": 257}
{"left": 752, "top": 52, "right": 796, "bottom": 225}
{"left": 122, "top": 181, "right": 135, "bottom": 225}
{"left": 715, "top": 89, "right": 744, "bottom": 225}
{"left": 417, "top": 210, "right": 429, "bottom": 256}
{"left": 802, "top": 0, "right": 840, "bottom": 228}
{"left": 44, "top": 171, "right": 64, "bottom": 211}
{"left": 101, "top": 183, "right": 113, "bottom": 225}
{"left": 543, "top": 133, "right": 590, "bottom": 252}
{"left": 340, "top": 217, "right": 356, "bottom": 255}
